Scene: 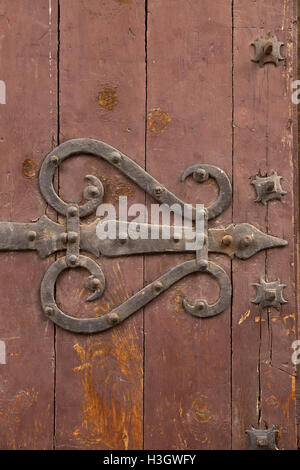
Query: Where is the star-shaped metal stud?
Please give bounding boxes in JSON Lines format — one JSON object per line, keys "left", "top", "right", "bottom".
{"left": 246, "top": 426, "right": 278, "bottom": 450}
{"left": 251, "top": 32, "right": 284, "bottom": 67}
{"left": 252, "top": 278, "right": 287, "bottom": 309}
{"left": 251, "top": 170, "right": 286, "bottom": 205}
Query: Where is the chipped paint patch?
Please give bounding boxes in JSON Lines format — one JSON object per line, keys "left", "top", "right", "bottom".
{"left": 72, "top": 329, "right": 142, "bottom": 449}
{"left": 170, "top": 289, "right": 185, "bottom": 315}
{"left": 238, "top": 309, "right": 250, "bottom": 325}
{"left": 255, "top": 316, "right": 266, "bottom": 323}
{"left": 266, "top": 394, "right": 280, "bottom": 408}
{"left": 98, "top": 88, "right": 118, "bottom": 110}
{"left": 23, "top": 159, "right": 38, "bottom": 179}
{"left": 113, "top": 183, "right": 134, "bottom": 201}
{"left": 189, "top": 397, "right": 211, "bottom": 424}
{"left": 148, "top": 107, "right": 171, "bottom": 135}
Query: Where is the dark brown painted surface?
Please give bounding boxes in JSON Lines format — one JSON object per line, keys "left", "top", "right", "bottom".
{"left": 55, "top": 0, "right": 145, "bottom": 449}
{"left": 0, "top": 0, "right": 298, "bottom": 450}
{"left": 0, "top": 0, "right": 57, "bottom": 449}
{"left": 232, "top": 0, "right": 298, "bottom": 450}
{"left": 144, "top": 0, "right": 232, "bottom": 450}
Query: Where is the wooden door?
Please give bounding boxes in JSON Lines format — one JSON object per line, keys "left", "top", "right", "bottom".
{"left": 0, "top": 0, "right": 298, "bottom": 450}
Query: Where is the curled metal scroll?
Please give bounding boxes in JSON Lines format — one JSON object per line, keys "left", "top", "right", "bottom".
{"left": 37, "top": 138, "right": 235, "bottom": 332}
{"left": 182, "top": 262, "right": 231, "bottom": 318}
{"left": 41, "top": 259, "right": 230, "bottom": 333}
{"left": 181, "top": 164, "right": 232, "bottom": 220}
{"left": 39, "top": 138, "right": 231, "bottom": 221}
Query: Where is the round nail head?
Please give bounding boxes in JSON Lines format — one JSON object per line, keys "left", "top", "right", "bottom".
{"left": 28, "top": 231, "right": 37, "bottom": 242}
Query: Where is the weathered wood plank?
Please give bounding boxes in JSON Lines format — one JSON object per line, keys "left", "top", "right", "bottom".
{"left": 233, "top": 0, "right": 297, "bottom": 450}
{"left": 144, "top": 0, "right": 232, "bottom": 450}
{"left": 54, "top": 0, "right": 145, "bottom": 449}
{"left": 0, "top": 0, "right": 57, "bottom": 449}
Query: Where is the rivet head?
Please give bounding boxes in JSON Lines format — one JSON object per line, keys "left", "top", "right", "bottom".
{"left": 107, "top": 313, "right": 119, "bottom": 325}
{"left": 59, "top": 232, "right": 68, "bottom": 244}
{"left": 221, "top": 235, "right": 232, "bottom": 247}
{"left": 91, "top": 278, "right": 101, "bottom": 289}
{"left": 266, "top": 181, "right": 275, "bottom": 192}
{"left": 193, "top": 168, "right": 207, "bottom": 182}
{"left": 239, "top": 234, "right": 252, "bottom": 248}
{"left": 50, "top": 155, "right": 59, "bottom": 165}
{"left": 265, "top": 289, "right": 276, "bottom": 302}
{"left": 68, "top": 206, "right": 78, "bottom": 217}
{"left": 196, "top": 301, "right": 205, "bottom": 311}
{"left": 153, "top": 281, "right": 163, "bottom": 293}
{"left": 45, "top": 306, "right": 54, "bottom": 316}
{"left": 68, "top": 232, "right": 78, "bottom": 243}
{"left": 263, "top": 42, "right": 273, "bottom": 55}
{"left": 198, "top": 260, "right": 208, "bottom": 272}
{"left": 68, "top": 255, "right": 79, "bottom": 266}
{"left": 27, "top": 231, "right": 36, "bottom": 242}
{"left": 256, "top": 437, "right": 268, "bottom": 447}
{"left": 111, "top": 153, "right": 122, "bottom": 164}
{"left": 88, "top": 186, "right": 100, "bottom": 198}
{"left": 154, "top": 186, "right": 164, "bottom": 197}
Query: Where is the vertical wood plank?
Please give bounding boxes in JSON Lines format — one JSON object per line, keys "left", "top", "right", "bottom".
{"left": 0, "top": 0, "right": 57, "bottom": 449}
{"left": 54, "top": 0, "right": 145, "bottom": 449}
{"left": 144, "top": 0, "right": 233, "bottom": 450}
{"left": 233, "top": 0, "right": 297, "bottom": 450}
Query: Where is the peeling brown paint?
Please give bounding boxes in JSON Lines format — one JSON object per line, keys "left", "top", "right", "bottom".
{"left": 170, "top": 289, "right": 185, "bottom": 315}
{"left": 113, "top": 183, "right": 134, "bottom": 201}
{"left": 148, "top": 107, "right": 171, "bottom": 135}
{"left": 72, "top": 330, "right": 142, "bottom": 449}
{"left": 265, "top": 394, "right": 280, "bottom": 408}
{"left": 22, "top": 159, "right": 38, "bottom": 179}
{"left": 238, "top": 309, "right": 250, "bottom": 325}
{"left": 98, "top": 88, "right": 118, "bottom": 110}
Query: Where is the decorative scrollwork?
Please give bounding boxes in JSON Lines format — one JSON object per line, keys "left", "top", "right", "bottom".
{"left": 0, "top": 138, "right": 288, "bottom": 333}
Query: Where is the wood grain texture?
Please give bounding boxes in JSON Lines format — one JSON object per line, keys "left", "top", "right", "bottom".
{"left": 144, "top": 0, "right": 233, "bottom": 450}
{"left": 232, "top": 0, "right": 297, "bottom": 450}
{"left": 0, "top": 0, "right": 57, "bottom": 449}
{"left": 54, "top": 0, "right": 145, "bottom": 449}
{"left": 0, "top": 0, "right": 297, "bottom": 450}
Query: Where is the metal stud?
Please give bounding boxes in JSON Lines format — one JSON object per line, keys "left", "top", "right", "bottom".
{"left": 252, "top": 278, "right": 287, "bottom": 309}
{"left": 246, "top": 426, "right": 278, "bottom": 450}
{"left": 251, "top": 32, "right": 284, "bottom": 67}
{"left": 251, "top": 170, "right": 286, "bottom": 204}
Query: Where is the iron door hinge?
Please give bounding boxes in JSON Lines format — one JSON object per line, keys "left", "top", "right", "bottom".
{"left": 0, "top": 138, "right": 288, "bottom": 333}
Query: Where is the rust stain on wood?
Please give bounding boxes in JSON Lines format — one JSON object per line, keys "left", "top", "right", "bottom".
{"left": 22, "top": 159, "right": 38, "bottom": 179}
{"left": 170, "top": 289, "right": 185, "bottom": 315}
{"left": 238, "top": 309, "right": 251, "bottom": 325}
{"left": 113, "top": 183, "right": 134, "bottom": 201}
{"left": 98, "top": 88, "right": 118, "bottom": 110}
{"left": 0, "top": 389, "right": 41, "bottom": 449}
{"left": 189, "top": 397, "right": 211, "bottom": 424}
{"left": 148, "top": 107, "right": 171, "bottom": 135}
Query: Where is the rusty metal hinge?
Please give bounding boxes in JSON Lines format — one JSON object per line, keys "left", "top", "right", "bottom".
{"left": 0, "top": 138, "right": 288, "bottom": 333}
